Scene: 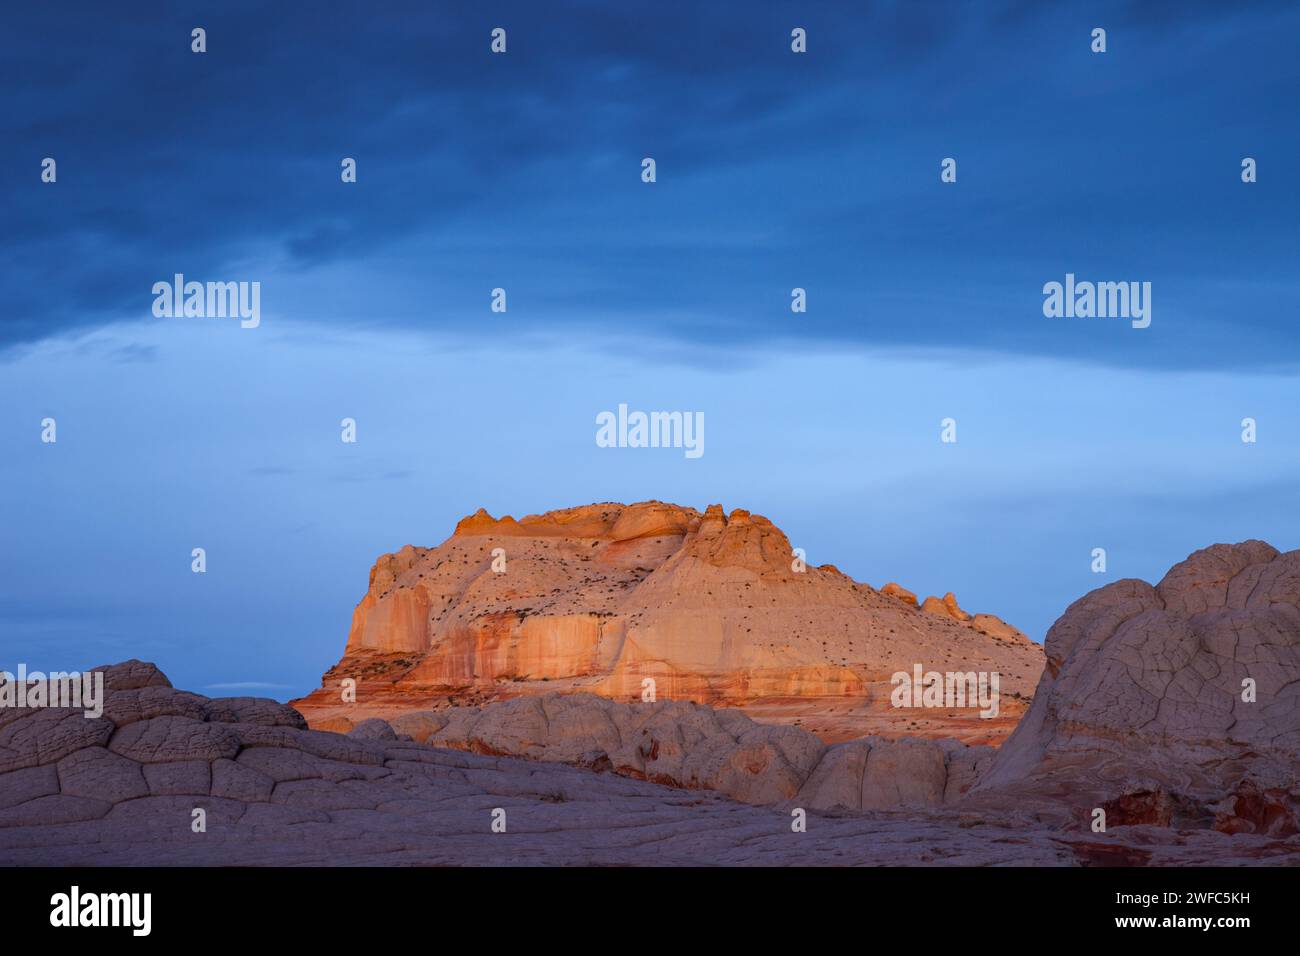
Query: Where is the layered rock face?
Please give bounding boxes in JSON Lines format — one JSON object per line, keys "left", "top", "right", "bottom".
{"left": 295, "top": 501, "right": 1043, "bottom": 744}
{"left": 977, "top": 541, "right": 1300, "bottom": 837}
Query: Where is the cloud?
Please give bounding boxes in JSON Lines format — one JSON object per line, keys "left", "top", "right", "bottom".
{"left": 2, "top": 0, "right": 1297, "bottom": 371}
{"left": 109, "top": 343, "right": 158, "bottom": 364}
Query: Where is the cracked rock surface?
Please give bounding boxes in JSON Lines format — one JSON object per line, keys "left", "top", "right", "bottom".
{"left": 0, "top": 659, "right": 1290, "bottom": 866}
{"left": 977, "top": 541, "right": 1300, "bottom": 838}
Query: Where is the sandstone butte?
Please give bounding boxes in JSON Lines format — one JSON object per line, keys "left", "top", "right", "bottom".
{"left": 2, "top": 540, "right": 1298, "bottom": 865}
{"left": 292, "top": 500, "right": 1046, "bottom": 745}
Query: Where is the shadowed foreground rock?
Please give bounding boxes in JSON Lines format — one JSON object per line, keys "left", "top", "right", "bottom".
{"left": 331, "top": 693, "right": 993, "bottom": 810}
{"left": 0, "top": 655, "right": 987, "bottom": 815}
{"left": 0, "top": 662, "right": 1293, "bottom": 866}
{"left": 976, "top": 541, "right": 1300, "bottom": 839}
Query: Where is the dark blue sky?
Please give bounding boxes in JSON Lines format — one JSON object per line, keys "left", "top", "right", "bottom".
{"left": 2, "top": 1, "right": 1297, "bottom": 697}
{"left": 5, "top": 0, "right": 1298, "bottom": 366}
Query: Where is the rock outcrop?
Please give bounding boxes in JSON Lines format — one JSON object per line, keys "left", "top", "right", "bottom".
{"left": 305, "top": 536, "right": 1300, "bottom": 838}
{"left": 0, "top": 654, "right": 1074, "bottom": 865}
{"left": 881, "top": 582, "right": 918, "bottom": 606}
{"left": 294, "top": 500, "right": 1043, "bottom": 744}
{"left": 317, "top": 692, "right": 989, "bottom": 809}
{"left": 921, "top": 592, "right": 970, "bottom": 622}
{"left": 3, "top": 652, "right": 1297, "bottom": 866}
{"left": 0, "top": 661, "right": 982, "bottom": 831}
{"left": 976, "top": 541, "right": 1300, "bottom": 836}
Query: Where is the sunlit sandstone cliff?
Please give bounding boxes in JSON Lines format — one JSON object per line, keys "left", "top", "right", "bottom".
{"left": 293, "top": 501, "right": 1044, "bottom": 743}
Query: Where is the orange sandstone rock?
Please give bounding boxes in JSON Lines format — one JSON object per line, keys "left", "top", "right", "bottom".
{"left": 881, "top": 582, "right": 918, "bottom": 606}
{"left": 294, "top": 501, "right": 1043, "bottom": 744}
